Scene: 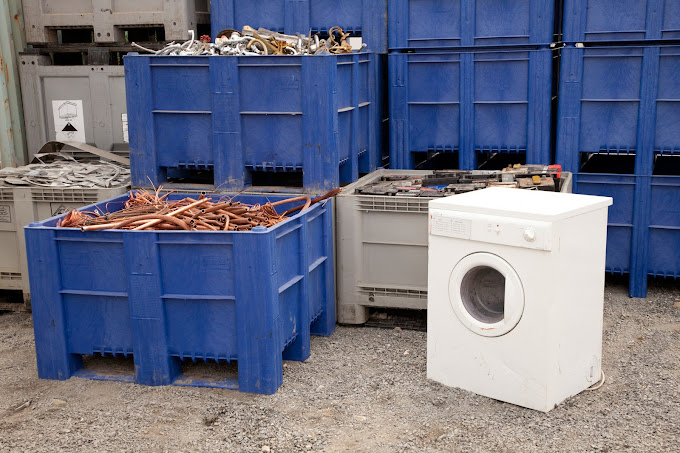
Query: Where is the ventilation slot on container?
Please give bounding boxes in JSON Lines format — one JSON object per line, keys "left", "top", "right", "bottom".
{"left": 413, "top": 149, "right": 459, "bottom": 170}
{"left": 653, "top": 151, "right": 680, "bottom": 176}
{"left": 51, "top": 51, "right": 87, "bottom": 66}
{"left": 77, "top": 353, "right": 135, "bottom": 382}
{"left": 476, "top": 148, "right": 526, "bottom": 170}
{"left": 123, "top": 26, "right": 166, "bottom": 43}
{"left": 580, "top": 151, "right": 635, "bottom": 174}
{"left": 166, "top": 167, "right": 215, "bottom": 186}
{"left": 250, "top": 171, "right": 303, "bottom": 188}
{"left": 55, "top": 28, "right": 95, "bottom": 44}
{"left": 313, "top": 27, "right": 362, "bottom": 42}
{"left": 196, "top": 24, "right": 211, "bottom": 38}
{"left": 174, "top": 359, "right": 239, "bottom": 390}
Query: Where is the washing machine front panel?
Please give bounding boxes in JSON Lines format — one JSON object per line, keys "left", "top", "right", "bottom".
{"left": 449, "top": 252, "right": 524, "bottom": 337}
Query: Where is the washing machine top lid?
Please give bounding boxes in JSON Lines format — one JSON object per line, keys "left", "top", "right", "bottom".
{"left": 429, "top": 187, "right": 613, "bottom": 222}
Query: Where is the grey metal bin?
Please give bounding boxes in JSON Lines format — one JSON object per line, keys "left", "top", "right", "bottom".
{"left": 0, "top": 185, "right": 130, "bottom": 310}
{"left": 22, "top": 0, "right": 210, "bottom": 44}
{"left": 336, "top": 169, "right": 573, "bottom": 324}
{"left": 19, "top": 54, "right": 128, "bottom": 159}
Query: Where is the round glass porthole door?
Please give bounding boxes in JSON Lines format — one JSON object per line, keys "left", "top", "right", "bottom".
{"left": 448, "top": 253, "right": 525, "bottom": 337}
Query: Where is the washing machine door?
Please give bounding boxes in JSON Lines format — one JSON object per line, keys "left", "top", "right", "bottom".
{"left": 448, "top": 252, "right": 525, "bottom": 337}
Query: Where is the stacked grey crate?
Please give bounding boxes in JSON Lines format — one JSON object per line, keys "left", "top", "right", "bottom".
{"left": 336, "top": 168, "right": 572, "bottom": 324}
{"left": 19, "top": 0, "right": 210, "bottom": 160}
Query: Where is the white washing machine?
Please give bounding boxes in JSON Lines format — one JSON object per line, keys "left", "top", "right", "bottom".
{"left": 427, "top": 187, "right": 612, "bottom": 412}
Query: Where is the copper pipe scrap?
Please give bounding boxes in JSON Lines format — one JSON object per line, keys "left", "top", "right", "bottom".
{"left": 270, "top": 196, "right": 312, "bottom": 216}
{"left": 225, "top": 207, "right": 248, "bottom": 215}
{"left": 82, "top": 214, "right": 191, "bottom": 231}
{"left": 133, "top": 198, "right": 209, "bottom": 230}
{"left": 202, "top": 202, "right": 233, "bottom": 214}
{"left": 284, "top": 188, "right": 341, "bottom": 216}
{"left": 224, "top": 211, "right": 247, "bottom": 220}
{"left": 193, "top": 219, "right": 219, "bottom": 231}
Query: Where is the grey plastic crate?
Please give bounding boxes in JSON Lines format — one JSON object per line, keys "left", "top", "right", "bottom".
{"left": 336, "top": 169, "right": 573, "bottom": 324}
{"left": 19, "top": 54, "right": 129, "bottom": 159}
{"left": 0, "top": 185, "right": 130, "bottom": 309}
{"left": 22, "top": 0, "right": 210, "bottom": 44}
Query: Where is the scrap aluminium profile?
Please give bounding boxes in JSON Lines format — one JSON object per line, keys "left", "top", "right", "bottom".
{"left": 131, "top": 26, "right": 366, "bottom": 56}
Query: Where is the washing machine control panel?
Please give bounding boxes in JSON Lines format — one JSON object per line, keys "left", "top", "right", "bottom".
{"left": 430, "top": 210, "right": 552, "bottom": 251}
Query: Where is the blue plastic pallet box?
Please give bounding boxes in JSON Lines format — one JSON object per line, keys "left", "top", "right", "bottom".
{"left": 389, "top": 48, "right": 553, "bottom": 170}
{"left": 210, "top": 0, "right": 388, "bottom": 53}
{"left": 25, "top": 193, "right": 335, "bottom": 394}
{"left": 562, "top": 0, "right": 680, "bottom": 43}
{"left": 124, "top": 53, "right": 380, "bottom": 193}
{"left": 556, "top": 44, "right": 680, "bottom": 297}
{"left": 389, "top": 0, "right": 556, "bottom": 49}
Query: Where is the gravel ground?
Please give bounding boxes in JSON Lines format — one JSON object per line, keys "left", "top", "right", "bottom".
{"left": 0, "top": 277, "right": 678, "bottom": 452}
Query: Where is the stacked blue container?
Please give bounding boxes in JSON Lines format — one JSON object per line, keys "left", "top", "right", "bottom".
{"left": 207, "top": 0, "right": 389, "bottom": 184}
{"left": 556, "top": 1, "right": 680, "bottom": 298}
{"left": 26, "top": 2, "right": 389, "bottom": 395}
{"left": 388, "top": 0, "right": 557, "bottom": 170}
{"left": 125, "top": 53, "right": 381, "bottom": 193}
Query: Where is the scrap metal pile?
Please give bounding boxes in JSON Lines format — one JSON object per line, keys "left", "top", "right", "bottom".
{"left": 132, "top": 26, "right": 364, "bottom": 56}
{"left": 355, "top": 165, "right": 564, "bottom": 197}
{"left": 57, "top": 188, "right": 340, "bottom": 231}
{"left": 0, "top": 154, "right": 130, "bottom": 188}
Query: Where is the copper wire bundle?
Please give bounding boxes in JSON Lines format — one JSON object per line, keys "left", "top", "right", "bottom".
{"left": 58, "top": 187, "right": 341, "bottom": 232}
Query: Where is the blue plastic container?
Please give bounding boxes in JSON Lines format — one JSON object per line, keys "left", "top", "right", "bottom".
{"left": 556, "top": 45, "right": 680, "bottom": 297}
{"left": 648, "top": 175, "right": 680, "bottom": 278}
{"left": 573, "top": 173, "right": 637, "bottom": 275}
{"left": 388, "top": 0, "right": 555, "bottom": 50}
{"left": 563, "top": 0, "right": 680, "bottom": 43}
{"left": 389, "top": 48, "right": 553, "bottom": 170}
{"left": 25, "top": 193, "right": 335, "bottom": 394}
{"left": 556, "top": 45, "right": 680, "bottom": 177}
{"left": 124, "top": 53, "right": 380, "bottom": 193}
{"left": 210, "top": 0, "right": 387, "bottom": 53}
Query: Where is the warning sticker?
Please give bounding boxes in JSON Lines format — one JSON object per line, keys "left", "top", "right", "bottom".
{"left": 53, "top": 100, "right": 86, "bottom": 143}
{"left": 50, "top": 203, "right": 74, "bottom": 216}
{"left": 122, "top": 113, "right": 129, "bottom": 143}
{"left": 0, "top": 205, "right": 11, "bottom": 223}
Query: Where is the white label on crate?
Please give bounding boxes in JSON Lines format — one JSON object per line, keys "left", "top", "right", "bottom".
{"left": 348, "top": 37, "right": 363, "bottom": 51}
{"left": 53, "top": 100, "right": 86, "bottom": 143}
{"left": 430, "top": 213, "right": 471, "bottom": 239}
{"left": 0, "top": 205, "right": 11, "bottom": 223}
{"left": 122, "top": 113, "right": 129, "bottom": 143}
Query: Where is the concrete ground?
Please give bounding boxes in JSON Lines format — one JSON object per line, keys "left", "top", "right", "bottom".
{"left": 0, "top": 277, "right": 678, "bottom": 452}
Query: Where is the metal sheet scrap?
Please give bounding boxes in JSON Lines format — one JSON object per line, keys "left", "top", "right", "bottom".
{"left": 132, "top": 26, "right": 365, "bottom": 56}
{"left": 57, "top": 187, "right": 341, "bottom": 232}
{"left": 355, "top": 165, "right": 563, "bottom": 197}
{"left": 0, "top": 154, "right": 130, "bottom": 189}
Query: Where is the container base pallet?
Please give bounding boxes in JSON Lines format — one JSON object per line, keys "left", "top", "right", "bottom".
{"left": 52, "top": 308, "right": 333, "bottom": 392}
{"left": 0, "top": 290, "right": 28, "bottom": 312}
{"left": 26, "top": 193, "right": 335, "bottom": 394}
